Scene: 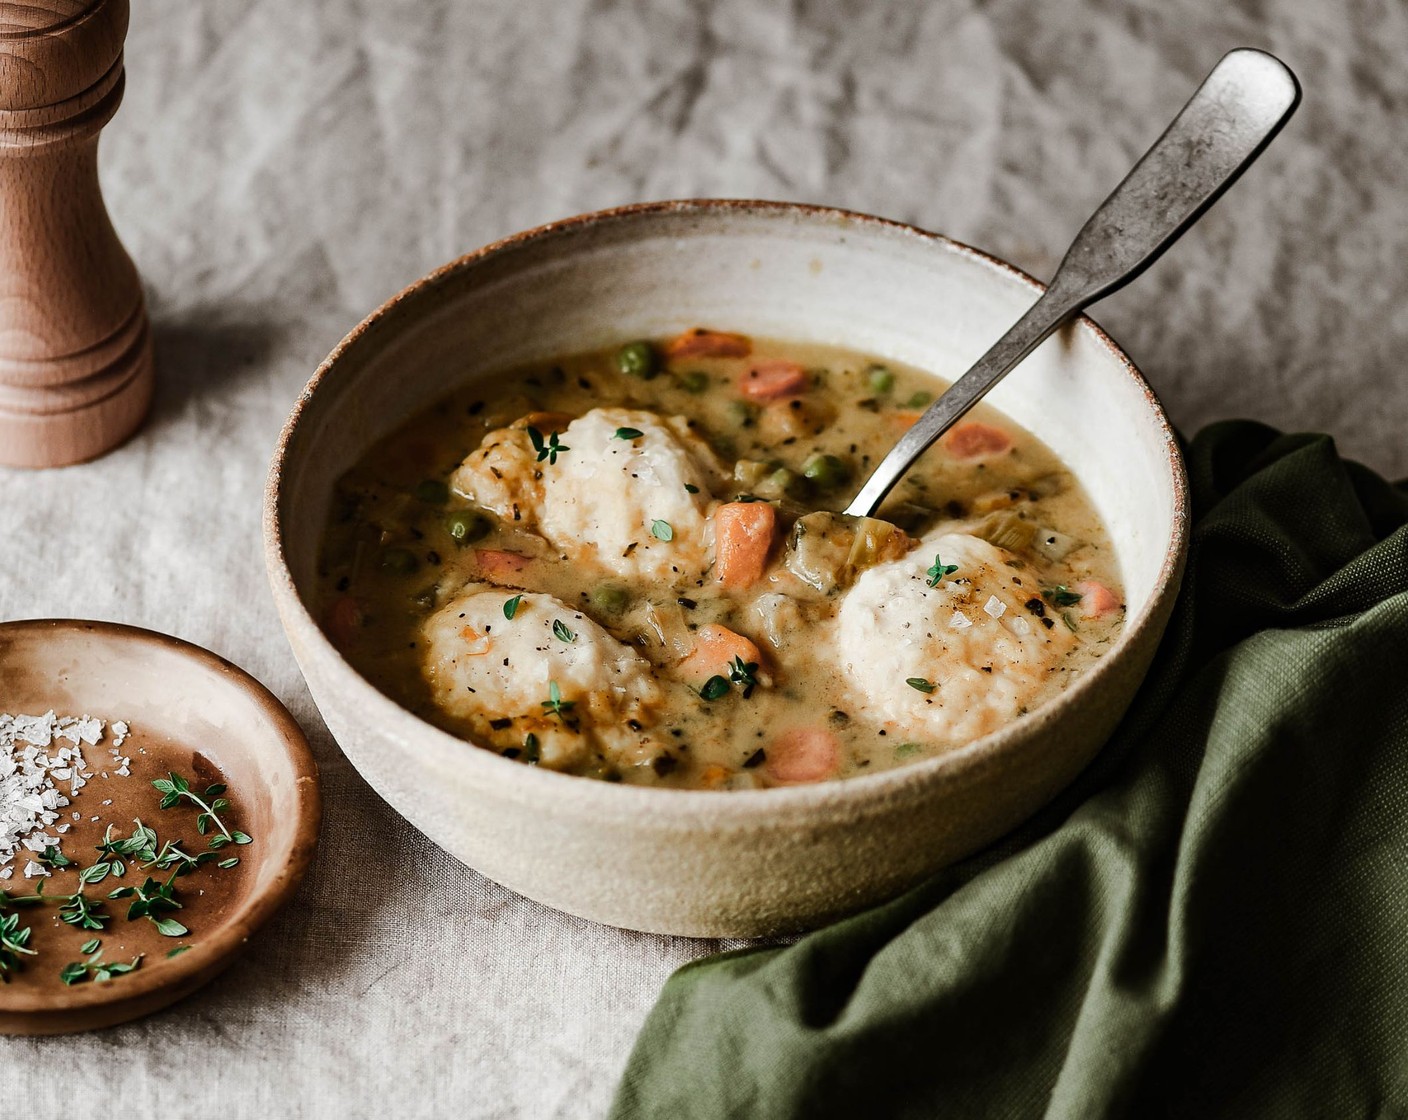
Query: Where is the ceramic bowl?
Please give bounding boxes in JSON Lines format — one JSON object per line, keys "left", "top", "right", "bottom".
{"left": 0, "top": 620, "right": 320, "bottom": 1034}
{"left": 265, "top": 200, "right": 1187, "bottom": 938}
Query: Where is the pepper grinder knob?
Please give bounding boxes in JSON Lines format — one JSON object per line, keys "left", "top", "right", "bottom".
{"left": 0, "top": 0, "right": 153, "bottom": 468}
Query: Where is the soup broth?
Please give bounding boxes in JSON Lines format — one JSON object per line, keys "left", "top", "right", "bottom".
{"left": 315, "top": 330, "right": 1124, "bottom": 790}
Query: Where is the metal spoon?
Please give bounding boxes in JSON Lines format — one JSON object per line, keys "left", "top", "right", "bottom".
{"left": 844, "top": 47, "right": 1301, "bottom": 519}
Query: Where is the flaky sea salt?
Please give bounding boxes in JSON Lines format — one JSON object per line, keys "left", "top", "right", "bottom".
{"left": 948, "top": 611, "right": 973, "bottom": 631}
{"left": 983, "top": 595, "right": 1007, "bottom": 619}
{"left": 0, "top": 711, "right": 130, "bottom": 871}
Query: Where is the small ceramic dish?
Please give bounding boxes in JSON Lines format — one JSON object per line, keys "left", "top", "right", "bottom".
{"left": 0, "top": 620, "right": 320, "bottom": 1035}
{"left": 266, "top": 200, "right": 1187, "bottom": 938}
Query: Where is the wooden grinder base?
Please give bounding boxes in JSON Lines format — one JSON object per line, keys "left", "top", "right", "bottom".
{"left": 0, "top": 0, "right": 153, "bottom": 468}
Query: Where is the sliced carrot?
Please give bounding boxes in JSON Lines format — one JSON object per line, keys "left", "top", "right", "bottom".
{"left": 943, "top": 421, "right": 1012, "bottom": 461}
{"left": 699, "top": 763, "right": 732, "bottom": 789}
{"left": 677, "top": 623, "right": 764, "bottom": 685}
{"left": 665, "top": 328, "right": 752, "bottom": 361}
{"left": 325, "top": 596, "right": 364, "bottom": 647}
{"left": 738, "top": 360, "right": 807, "bottom": 402}
{"left": 474, "top": 549, "right": 531, "bottom": 583}
{"left": 765, "top": 726, "right": 841, "bottom": 784}
{"left": 714, "top": 502, "right": 778, "bottom": 589}
{"left": 889, "top": 410, "right": 924, "bottom": 432}
{"left": 1074, "top": 580, "right": 1122, "bottom": 618}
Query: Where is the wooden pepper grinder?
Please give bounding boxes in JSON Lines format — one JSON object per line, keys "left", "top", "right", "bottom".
{"left": 0, "top": 0, "right": 153, "bottom": 468}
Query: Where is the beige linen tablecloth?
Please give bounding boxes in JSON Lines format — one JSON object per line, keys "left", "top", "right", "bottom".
{"left": 3, "top": 2, "right": 1406, "bottom": 1115}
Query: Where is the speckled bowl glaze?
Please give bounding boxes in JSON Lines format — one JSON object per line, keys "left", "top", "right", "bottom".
{"left": 265, "top": 200, "right": 1187, "bottom": 938}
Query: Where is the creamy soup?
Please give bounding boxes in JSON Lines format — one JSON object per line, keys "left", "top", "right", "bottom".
{"left": 315, "top": 329, "right": 1124, "bottom": 789}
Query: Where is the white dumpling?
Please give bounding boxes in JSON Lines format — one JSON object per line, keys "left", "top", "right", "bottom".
{"left": 419, "top": 585, "right": 664, "bottom": 772}
{"left": 834, "top": 532, "right": 1076, "bottom": 745}
{"left": 451, "top": 407, "right": 720, "bottom": 582}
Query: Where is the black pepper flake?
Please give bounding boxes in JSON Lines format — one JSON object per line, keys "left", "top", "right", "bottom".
{"left": 1041, "top": 617, "right": 1055, "bottom": 629}
{"left": 627, "top": 719, "right": 644, "bottom": 732}
{"left": 743, "top": 748, "right": 766, "bottom": 769}
{"left": 830, "top": 710, "right": 850, "bottom": 725}
{"left": 502, "top": 747, "right": 521, "bottom": 760}
{"left": 652, "top": 755, "right": 678, "bottom": 777}
{"left": 489, "top": 717, "right": 513, "bottom": 730}
{"left": 677, "top": 597, "right": 698, "bottom": 610}
{"left": 1025, "top": 598, "right": 1046, "bottom": 617}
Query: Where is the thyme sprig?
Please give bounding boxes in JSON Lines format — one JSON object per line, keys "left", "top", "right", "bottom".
{"left": 153, "top": 773, "right": 252, "bottom": 850}
{"left": 925, "top": 553, "right": 959, "bottom": 587}
{"left": 726, "top": 656, "right": 760, "bottom": 699}
{"left": 526, "top": 426, "right": 570, "bottom": 465}
{"left": 109, "top": 874, "right": 187, "bottom": 937}
{"left": 0, "top": 910, "right": 36, "bottom": 982}
{"left": 540, "top": 680, "right": 577, "bottom": 724}
{"left": 60, "top": 948, "right": 142, "bottom": 986}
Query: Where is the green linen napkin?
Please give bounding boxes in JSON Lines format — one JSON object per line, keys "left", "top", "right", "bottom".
{"left": 611, "top": 421, "right": 1408, "bottom": 1119}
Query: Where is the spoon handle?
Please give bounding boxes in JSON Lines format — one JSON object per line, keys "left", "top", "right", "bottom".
{"left": 844, "top": 48, "right": 1301, "bottom": 519}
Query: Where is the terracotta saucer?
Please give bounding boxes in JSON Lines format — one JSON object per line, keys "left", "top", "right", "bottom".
{"left": 0, "top": 619, "right": 320, "bottom": 1035}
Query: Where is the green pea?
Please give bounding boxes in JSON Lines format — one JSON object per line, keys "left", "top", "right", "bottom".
{"left": 616, "top": 340, "right": 659, "bottom": 380}
{"left": 414, "top": 479, "right": 449, "bottom": 505}
{"left": 727, "top": 400, "right": 758, "bottom": 428}
{"left": 758, "top": 467, "right": 808, "bottom": 501}
{"left": 589, "top": 584, "right": 631, "bottom": 615}
{"left": 866, "top": 365, "right": 895, "bottom": 394}
{"left": 802, "top": 453, "right": 851, "bottom": 489}
{"left": 444, "top": 510, "right": 491, "bottom": 545}
{"left": 679, "top": 370, "right": 709, "bottom": 393}
{"left": 906, "top": 390, "right": 933, "bottom": 409}
{"left": 380, "top": 548, "right": 419, "bottom": 576}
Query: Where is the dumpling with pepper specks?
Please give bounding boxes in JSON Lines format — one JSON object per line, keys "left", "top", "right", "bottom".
{"left": 451, "top": 407, "right": 722, "bottom": 583}
{"left": 419, "top": 585, "right": 667, "bottom": 774}
{"left": 834, "top": 531, "right": 1076, "bottom": 746}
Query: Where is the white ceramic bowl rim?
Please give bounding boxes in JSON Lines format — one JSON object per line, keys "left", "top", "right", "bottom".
{"left": 266, "top": 199, "right": 1189, "bottom": 826}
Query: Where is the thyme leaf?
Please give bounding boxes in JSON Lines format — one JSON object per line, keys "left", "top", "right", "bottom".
{"left": 699, "top": 676, "right": 730, "bottom": 701}
{"left": 925, "top": 554, "right": 958, "bottom": 587}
